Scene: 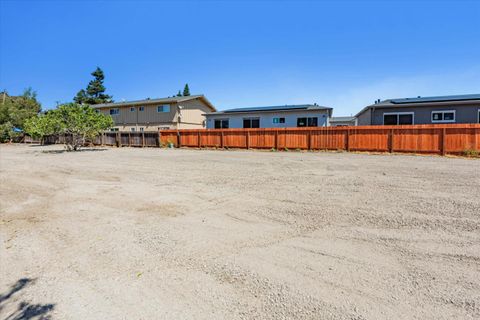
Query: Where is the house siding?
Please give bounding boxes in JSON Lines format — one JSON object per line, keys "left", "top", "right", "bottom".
{"left": 206, "top": 110, "right": 330, "bottom": 129}
{"left": 371, "top": 105, "right": 479, "bottom": 125}
{"left": 98, "top": 97, "right": 213, "bottom": 130}
{"left": 356, "top": 103, "right": 480, "bottom": 125}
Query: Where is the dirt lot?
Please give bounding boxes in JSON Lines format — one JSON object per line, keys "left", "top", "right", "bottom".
{"left": 0, "top": 144, "right": 479, "bottom": 319}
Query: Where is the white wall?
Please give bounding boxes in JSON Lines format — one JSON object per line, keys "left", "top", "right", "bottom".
{"left": 206, "top": 111, "right": 329, "bottom": 129}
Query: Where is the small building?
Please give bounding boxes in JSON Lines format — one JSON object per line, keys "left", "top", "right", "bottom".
{"left": 94, "top": 95, "right": 216, "bottom": 132}
{"left": 205, "top": 104, "right": 332, "bottom": 129}
{"left": 329, "top": 116, "right": 357, "bottom": 127}
{"left": 356, "top": 94, "right": 480, "bottom": 126}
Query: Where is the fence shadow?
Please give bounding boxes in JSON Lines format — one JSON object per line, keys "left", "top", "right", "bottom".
{"left": 0, "top": 278, "right": 55, "bottom": 320}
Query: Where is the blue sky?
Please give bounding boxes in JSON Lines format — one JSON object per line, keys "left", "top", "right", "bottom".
{"left": 1, "top": 0, "right": 479, "bottom": 115}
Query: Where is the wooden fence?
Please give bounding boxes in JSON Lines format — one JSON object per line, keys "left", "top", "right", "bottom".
{"left": 40, "top": 132, "right": 161, "bottom": 148}
{"left": 158, "top": 124, "right": 480, "bottom": 155}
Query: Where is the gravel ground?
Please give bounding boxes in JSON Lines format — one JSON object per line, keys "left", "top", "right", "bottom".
{"left": 0, "top": 144, "right": 479, "bottom": 320}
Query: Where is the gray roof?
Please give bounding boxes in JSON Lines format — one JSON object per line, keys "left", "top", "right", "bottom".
{"left": 207, "top": 104, "right": 332, "bottom": 116}
{"left": 92, "top": 95, "right": 216, "bottom": 111}
{"left": 329, "top": 116, "right": 356, "bottom": 122}
{"left": 389, "top": 94, "right": 480, "bottom": 104}
{"left": 356, "top": 93, "right": 480, "bottom": 117}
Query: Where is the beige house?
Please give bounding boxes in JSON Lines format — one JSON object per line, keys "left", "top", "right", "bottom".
{"left": 94, "top": 95, "right": 216, "bottom": 132}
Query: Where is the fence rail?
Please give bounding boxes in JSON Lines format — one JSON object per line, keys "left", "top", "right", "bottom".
{"left": 159, "top": 124, "right": 480, "bottom": 155}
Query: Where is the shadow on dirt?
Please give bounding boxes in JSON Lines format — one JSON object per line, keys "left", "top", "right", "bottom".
{"left": 39, "top": 148, "right": 107, "bottom": 154}
{"left": 0, "top": 278, "right": 55, "bottom": 320}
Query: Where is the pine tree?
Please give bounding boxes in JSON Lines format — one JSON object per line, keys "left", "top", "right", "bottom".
{"left": 176, "top": 90, "right": 182, "bottom": 97}
{"left": 183, "top": 84, "right": 190, "bottom": 96}
{"left": 74, "top": 67, "right": 113, "bottom": 105}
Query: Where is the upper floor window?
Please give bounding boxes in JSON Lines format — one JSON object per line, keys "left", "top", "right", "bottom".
{"left": 139, "top": 106, "right": 145, "bottom": 111}
{"left": 243, "top": 118, "right": 260, "bottom": 128}
{"left": 130, "top": 107, "right": 135, "bottom": 112}
{"left": 297, "top": 117, "right": 318, "bottom": 127}
{"left": 383, "top": 112, "right": 414, "bottom": 125}
{"left": 157, "top": 105, "right": 170, "bottom": 113}
{"left": 214, "top": 119, "right": 229, "bottom": 129}
{"left": 109, "top": 108, "right": 120, "bottom": 115}
{"left": 273, "top": 117, "right": 285, "bottom": 124}
{"left": 432, "top": 110, "right": 455, "bottom": 123}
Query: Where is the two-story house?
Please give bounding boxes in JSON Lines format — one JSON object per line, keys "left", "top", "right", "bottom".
{"left": 94, "top": 95, "right": 216, "bottom": 132}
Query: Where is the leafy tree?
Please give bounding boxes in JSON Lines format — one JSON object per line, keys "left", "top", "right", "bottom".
{"left": 183, "top": 83, "right": 190, "bottom": 96}
{"left": 25, "top": 103, "right": 113, "bottom": 151}
{"left": 0, "top": 88, "right": 42, "bottom": 142}
{"left": 74, "top": 67, "right": 113, "bottom": 105}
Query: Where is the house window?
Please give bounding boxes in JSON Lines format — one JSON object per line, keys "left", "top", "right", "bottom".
{"left": 139, "top": 106, "right": 145, "bottom": 111}
{"left": 157, "top": 105, "right": 170, "bottom": 113}
{"left": 131, "top": 128, "right": 136, "bottom": 132}
{"left": 478, "top": 109, "right": 480, "bottom": 123}
{"left": 297, "top": 117, "right": 318, "bottom": 127}
{"left": 243, "top": 118, "right": 260, "bottom": 128}
{"left": 110, "top": 128, "right": 119, "bottom": 132}
{"left": 383, "top": 112, "right": 414, "bottom": 125}
{"left": 214, "top": 119, "right": 229, "bottom": 129}
{"left": 432, "top": 110, "right": 455, "bottom": 123}
{"left": 139, "top": 127, "right": 144, "bottom": 132}
{"left": 130, "top": 107, "right": 135, "bottom": 112}
{"left": 109, "top": 108, "right": 120, "bottom": 115}
{"left": 273, "top": 117, "right": 285, "bottom": 124}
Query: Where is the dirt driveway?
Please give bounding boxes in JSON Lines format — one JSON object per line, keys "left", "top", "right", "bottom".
{"left": 1, "top": 144, "right": 479, "bottom": 319}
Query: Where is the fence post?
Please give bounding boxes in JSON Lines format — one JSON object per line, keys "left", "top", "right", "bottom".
{"left": 220, "top": 131, "right": 224, "bottom": 148}
{"left": 128, "top": 132, "right": 131, "bottom": 147}
{"left": 177, "top": 131, "right": 182, "bottom": 148}
{"left": 246, "top": 130, "right": 250, "bottom": 149}
{"left": 117, "top": 132, "right": 121, "bottom": 147}
{"left": 158, "top": 131, "right": 161, "bottom": 147}
{"left": 441, "top": 128, "right": 447, "bottom": 156}
{"left": 198, "top": 131, "right": 201, "bottom": 148}
{"left": 275, "top": 130, "right": 279, "bottom": 150}
{"left": 307, "top": 130, "right": 312, "bottom": 150}
{"left": 101, "top": 132, "right": 105, "bottom": 146}
{"left": 142, "top": 132, "right": 145, "bottom": 147}
{"left": 388, "top": 129, "right": 394, "bottom": 153}
{"left": 346, "top": 129, "right": 350, "bottom": 152}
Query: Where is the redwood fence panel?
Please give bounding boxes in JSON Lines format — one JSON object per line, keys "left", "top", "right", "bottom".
{"left": 159, "top": 124, "right": 480, "bottom": 155}
{"left": 19, "top": 124, "right": 480, "bottom": 156}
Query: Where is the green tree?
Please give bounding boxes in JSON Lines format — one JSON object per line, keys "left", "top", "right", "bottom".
{"left": 176, "top": 90, "right": 182, "bottom": 97}
{"left": 74, "top": 67, "right": 113, "bottom": 105}
{"left": 24, "top": 103, "right": 113, "bottom": 151}
{"left": 183, "top": 83, "right": 190, "bottom": 96}
{"left": 0, "top": 88, "right": 42, "bottom": 142}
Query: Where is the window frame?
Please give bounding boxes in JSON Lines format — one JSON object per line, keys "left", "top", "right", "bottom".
{"left": 297, "top": 117, "right": 318, "bottom": 127}
{"left": 273, "top": 117, "right": 285, "bottom": 124}
{"left": 157, "top": 104, "right": 170, "bottom": 113}
{"left": 478, "top": 109, "right": 480, "bottom": 123}
{"left": 243, "top": 117, "right": 260, "bottom": 128}
{"left": 130, "top": 107, "right": 136, "bottom": 112}
{"left": 431, "top": 110, "right": 456, "bottom": 123}
{"left": 214, "top": 118, "right": 229, "bottom": 129}
{"left": 139, "top": 106, "right": 145, "bottom": 112}
{"left": 109, "top": 108, "right": 120, "bottom": 115}
{"left": 382, "top": 112, "right": 415, "bottom": 125}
